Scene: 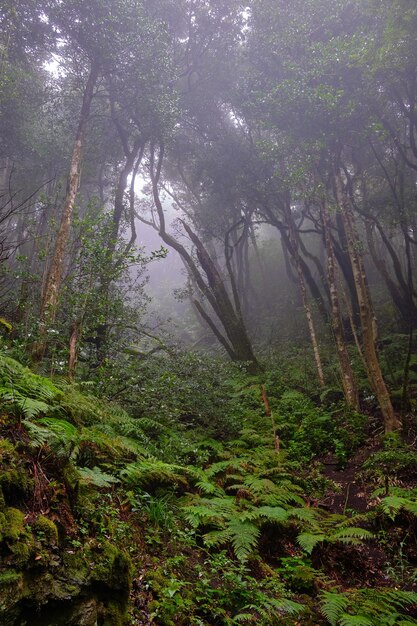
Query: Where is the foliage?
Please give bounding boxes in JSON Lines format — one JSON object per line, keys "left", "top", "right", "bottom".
{"left": 274, "top": 390, "right": 367, "bottom": 464}
{"left": 320, "top": 589, "right": 417, "bottom": 625}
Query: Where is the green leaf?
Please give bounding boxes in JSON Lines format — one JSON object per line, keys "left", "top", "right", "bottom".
{"left": 297, "top": 532, "right": 326, "bottom": 554}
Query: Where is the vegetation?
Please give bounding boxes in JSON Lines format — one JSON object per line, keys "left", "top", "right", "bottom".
{"left": 0, "top": 351, "right": 416, "bottom": 624}
{"left": 1, "top": 0, "right": 417, "bottom": 624}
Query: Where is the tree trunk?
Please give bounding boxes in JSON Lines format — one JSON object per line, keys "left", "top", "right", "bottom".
{"left": 334, "top": 170, "right": 400, "bottom": 432}
{"left": 148, "top": 144, "right": 259, "bottom": 374}
{"left": 320, "top": 199, "right": 359, "bottom": 408}
{"left": 34, "top": 60, "right": 99, "bottom": 361}
{"left": 284, "top": 203, "right": 325, "bottom": 387}
{"left": 68, "top": 321, "right": 80, "bottom": 382}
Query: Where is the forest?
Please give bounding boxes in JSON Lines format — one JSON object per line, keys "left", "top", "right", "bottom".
{"left": 1, "top": 0, "right": 417, "bottom": 624}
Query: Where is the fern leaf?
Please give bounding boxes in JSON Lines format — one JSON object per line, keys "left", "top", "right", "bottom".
{"left": 321, "top": 591, "right": 350, "bottom": 626}
{"left": 297, "top": 532, "right": 326, "bottom": 554}
{"left": 287, "top": 506, "right": 319, "bottom": 523}
{"left": 0, "top": 387, "right": 50, "bottom": 417}
{"left": 264, "top": 597, "right": 305, "bottom": 615}
{"left": 77, "top": 466, "right": 119, "bottom": 488}
{"left": 256, "top": 505, "right": 288, "bottom": 523}
{"left": 232, "top": 613, "right": 254, "bottom": 623}
{"left": 120, "top": 460, "right": 189, "bottom": 489}
{"left": 380, "top": 496, "right": 417, "bottom": 520}
{"left": 339, "top": 614, "right": 374, "bottom": 626}
{"left": 195, "top": 478, "right": 224, "bottom": 496}
{"left": 331, "top": 527, "right": 373, "bottom": 545}
{"left": 38, "top": 417, "right": 77, "bottom": 438}
{"left": 203, "top": 528, "right": 232, "bottom": 547}
{"left": 228, "top": 519, "right": 260, "bottom": 561}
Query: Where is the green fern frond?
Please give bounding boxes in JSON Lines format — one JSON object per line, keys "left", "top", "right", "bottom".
{"left": 182, "top": 496, "right": 236, "bottom": 527}
{"left": 338, "top": 614, "right": 374, "bottom": 626}
{"left": 23, "top": 420, "right": 50, "bottom": 448}
{"left": 0, "top": 387, "right": 51, "bottom": 418}
{"left": 331, "top": 527, "right": 373, "bottom": 543}
{"left": 380, "top": 495, "right": 417, "bottom": 520}
{"left": 256, "top": 505, "right": 288, "bottom": 523}
{"left": 38, "top": 417, "right": 77, "bottom": 438}
{"left": 203, "top": 527, "right": 232, "bottom": 547}
{"left": 287, "top": 506, "right": 319, "bottom": 524}
{"left": 77, "top": 466, "right": 119, "bottom": 488}
{"left": 320, "top": 589, "right": 417, "bottom": 626}
{"left": 195, "top": 477, "right": 225, "bottom": 497}
{"left": 260, "top": 596, "right": 305, "bottom": 615}
{"left": 206, "top": 458, "right": 247, "bottom": 478}
{"left": 321, "top": 591, "right": 351, "bottom": 626}
{"left": 232, "top": 612, "right": 254, "bottom": 623}
{"left": 121, "top": 460, "right": 190, "bottom": 490}
{"left": 228, "top": 519, "right": 260, "bottom": 561}
{"left": 24, "top": 418, "right": 78, "bottom": 457}
{"left": 297, "top": 532, "right": 326, "bottom": 554}
{"left": 384, "top": 590, "right": 417, "bottom": 609}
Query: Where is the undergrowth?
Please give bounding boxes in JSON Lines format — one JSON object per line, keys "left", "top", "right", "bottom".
{"left": 0, "top": 352, "right": 416, "bottom": 625}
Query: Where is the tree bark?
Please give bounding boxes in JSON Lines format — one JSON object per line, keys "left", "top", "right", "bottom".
{"left": 320, "top": 199, "right": 359, "bottom": 408}
{"left": 284, "top": 202, "right": 325, "bottom": 387}
{"left": 334, "top": 169, "right": 401, "bottom": 432}
{"left": 148, "top": 144, "right": 260, "bottom": 374}
{"left": 34, "top": 60, "right": 99, "bottom": 361}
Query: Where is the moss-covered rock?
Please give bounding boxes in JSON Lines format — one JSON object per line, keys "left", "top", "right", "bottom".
{"left": 32, "top": 515, "right": 59, "bottom": 545}
{"left": 4, "top": 507, "right": 26, "bottom": 541}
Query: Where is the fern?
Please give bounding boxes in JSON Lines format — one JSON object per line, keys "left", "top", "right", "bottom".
{"left": 331, "top": 527, "right": 373, "bottom": 544}
{"left": 297, "top": 527, "right": 373, "bottom": 554}
{"left": 379, "top": 495, "right": 417, "bottom": 520}
{"left": 0, "top": 354, "right": 61, "bottom": 401}
{"left": 77, "top": 466, "right": 119, "bottom": 488}
{"left": 321, "top": 592, "right": 353, "bottom": 626}
{"left": 256, "top": 505, "right": 288, "bottom": 522}
{"left": 24, "top": 418, "right": 79, "bottom": 457}
{"left": 121, "top": 460, "right": 190, "bottom": 490}
{"left": 320, "top": 589, "right": 417, "bottom": 625}
{"left": 0, "top": 387, "right": 51, "bottom": 418}
{"left": 297, "top": 532, "right": 327, "bottom": 554}
{"left": 203, "top": 518, "right": 260, "bottom": 561}
{"left": 338, "top": 614, "right": 374, "bottom": 626}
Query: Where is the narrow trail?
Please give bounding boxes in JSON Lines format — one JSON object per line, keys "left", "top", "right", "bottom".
{"left": 320, "top": 447, "right": 378, "bottom": 514}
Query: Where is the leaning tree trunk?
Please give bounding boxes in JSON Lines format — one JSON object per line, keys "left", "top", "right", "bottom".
{"left": 320, "top": 199, "right": 359, "bottom": 408}
{"left": 334, "top": 169, "right": 400, "bottom": 432}
{"left": 148, "top": 144, "right": 260, "bottom": 374}
{"left": 34, "top": 60, "right": 99, "bottom": 361}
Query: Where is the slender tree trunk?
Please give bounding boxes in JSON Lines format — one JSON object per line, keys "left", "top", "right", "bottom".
{"left": 68, "top": 321, "right": 80, "bottom": 382}
{"left": 334, "top": 169, "right": 400, "bottom": 432}
{"left": 284, "top": 203, "right": 325, "bottom": 387}
{"left": 320, "top": 199, "right": 359, "bottom": 408}
{"left": 34, "top": 60, "right": 99, "bottom": 361}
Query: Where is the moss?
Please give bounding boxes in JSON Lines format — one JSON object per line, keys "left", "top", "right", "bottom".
{"left": 63, "top": 463, "right": 79, "bottom": 487}
{"left": 0, "top": 571, "right": 22, "bottom": 587}
{"left": 32, "top": 514, "right": 59, "bottom": 545}
{"left": 63, "top": 550, "right": 91, "bottom": 586}
{"left": 0, "top": 439, "right": 15, "bottom": 458}
{"left": 4, "top": 507, "right": 26, "bottom": 540}
{"left": 146, "top": 567, "right": 166, "bottom": 593}
{"left": 0, "top": 511, "right": 5, "bottom": 540}
{"left": 100, "top": 599, "right": 129, "bottom": 626}
{"left": 92, "top": 540, "right": 132, "bottom": 593}
{"left": 8, "top": 537, "right": 35, "bottom": 564}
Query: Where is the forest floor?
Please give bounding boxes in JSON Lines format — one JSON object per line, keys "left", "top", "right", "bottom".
{"left": 0, "top": 354, "right": 417, "bottom": 625}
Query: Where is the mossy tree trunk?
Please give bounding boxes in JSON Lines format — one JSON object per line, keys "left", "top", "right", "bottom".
{"left": 334, "top": 168, "right": 400, "bottom": 432}
{"left": 34, "top": 60, "right": 99, "bottom": 362}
